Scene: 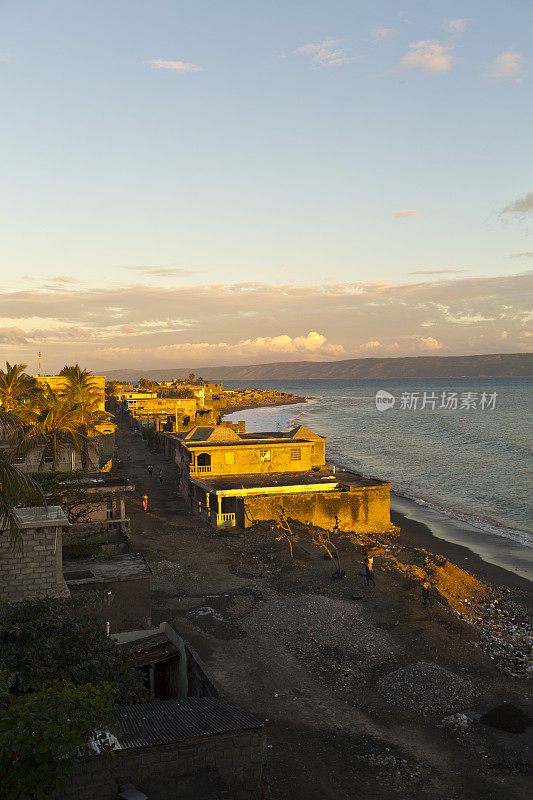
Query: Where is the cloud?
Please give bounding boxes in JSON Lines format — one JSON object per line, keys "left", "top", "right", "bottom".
{"left": 500, "top": 191, "right": 533, "bottom": 222}
{"left": 293, "top": 38, "right": 356, "bottom": 67}
{"left": 143, "top": 59, "right": 203, "bottom": 73}
{"left": 443, "top": 19, "right": 468, "bottom": 34}
{"left": 394, "top": 209, "right": 421, "bottom": 218}
{"left": 510, "top": 252, "right": 533, "bottom": 259}
{"left": 121, "top": 265, "right": 201, "bottom": 277}
{"left": 372, "top": 27, "right": 395, "bottom": 40}
{"left": 486, "top": 50, "right": 525, "bottom": 83}
{"left": 410, "top": 269, "right": 469, "bottom": 275}
{"left": 399, "top": 40, "right": 454, "bottom": 73}
{"left": 1, "top": 272, "right": 531, "bottom": 368}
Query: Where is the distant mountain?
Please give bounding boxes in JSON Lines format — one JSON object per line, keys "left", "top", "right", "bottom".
{"left": 103, "top": 353, "right": 532, "bottom": 382}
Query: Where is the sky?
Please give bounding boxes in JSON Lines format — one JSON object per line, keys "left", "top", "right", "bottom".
{"left": 0, "top": 0, "right": 532, "bottom": 372}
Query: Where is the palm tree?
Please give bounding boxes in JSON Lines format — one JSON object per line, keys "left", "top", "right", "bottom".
{"left": 59, "top": 365, "right": 101, "bottom": 407}
{"left": 59, "top": 365, "right": 114, "bottom": 469}
{"left": 0, "top": 409, "right": 43, "bottom": 543}
{"left": 27, "top": 387, "right": 84, "bottom": 472}
{"left": 0, "top": 362, "right": 42, "bottom": 413}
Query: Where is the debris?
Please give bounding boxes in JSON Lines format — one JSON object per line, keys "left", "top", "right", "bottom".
{"left": 377, "top": 662, "right": 474, "bottom": 716}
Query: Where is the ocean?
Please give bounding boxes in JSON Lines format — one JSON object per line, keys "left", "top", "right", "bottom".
{"left": 223, "top": 378, "right": 533, "bottom": 582}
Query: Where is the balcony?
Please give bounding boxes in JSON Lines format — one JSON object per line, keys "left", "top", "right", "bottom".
{"left": 215, "top": 513, "right": 235, "bottom": 528}
{"left": 190, "top": 465, "right": 212, "bottom": 475}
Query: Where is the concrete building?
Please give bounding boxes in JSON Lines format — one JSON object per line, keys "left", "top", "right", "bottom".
{"left": 0, "top": 506, "right": 70, "bottom": 602}
{"left": 168, "top": 425, "right": 394, "bottom": 534}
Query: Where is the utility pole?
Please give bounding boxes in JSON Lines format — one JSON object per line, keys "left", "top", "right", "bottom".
{"left": 38, "top": 351, "right": 42, "bottom": 376}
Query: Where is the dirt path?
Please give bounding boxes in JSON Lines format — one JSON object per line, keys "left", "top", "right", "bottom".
{"left": 114, "top": 421, "right": 532, "bottom": 800}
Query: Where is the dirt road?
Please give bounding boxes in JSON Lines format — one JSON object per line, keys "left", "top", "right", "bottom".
{"left": 115, "top": 421, "right": 532, "bottom": 800}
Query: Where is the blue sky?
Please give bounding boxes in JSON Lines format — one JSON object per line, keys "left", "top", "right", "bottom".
{"left": 0, "top": 1, "right": 531, "bottom": 369}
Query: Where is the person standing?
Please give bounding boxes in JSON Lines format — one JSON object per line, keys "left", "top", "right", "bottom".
{"left": 422, "top": 580, "right": 431, "bottom": 607}
{"left": 364, "top": 554, "right": 375, "bottom": 588}
{"left": 147, "top": 463, "right": 153, "bottom": 478}
{"left": 126, "top": 448, "right": 131, "bottom": 461}
{"left": 159, "top": 468, "right": 163, "bottom": 485}
{"left": 142, "top": 493, "right": 148, "bottom": 512}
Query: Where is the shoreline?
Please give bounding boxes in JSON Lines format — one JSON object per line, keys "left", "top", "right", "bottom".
{"left": 221, "top": 395, "right": 309, "bottom": 417}
{"left": 223, "top": 400, "right": 533, "bottom": 591}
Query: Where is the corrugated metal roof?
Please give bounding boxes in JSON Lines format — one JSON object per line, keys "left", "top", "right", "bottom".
{"left": 113, "top": 699, "right": 262, "bottom": 749}
{"left": 122, "top": 633, "right": 179, "bottom": 666}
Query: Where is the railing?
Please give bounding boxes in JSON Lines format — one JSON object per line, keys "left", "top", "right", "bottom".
{"left": 191, "top": 465, "right": 212, "bottom": 474}
{"left": 216, "top": 513, "right": 235, "bottom": 528}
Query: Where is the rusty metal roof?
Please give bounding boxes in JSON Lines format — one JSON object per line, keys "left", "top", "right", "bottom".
{"left": 122, "top": 633, "right": 179, "bottom": 666}
{"left": 113, "top": 699, "right": 262, "bottom": 749}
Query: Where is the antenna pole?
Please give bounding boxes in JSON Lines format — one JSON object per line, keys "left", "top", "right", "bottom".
{"left": 38, "top": 351, "right": 42, "bottom": 376}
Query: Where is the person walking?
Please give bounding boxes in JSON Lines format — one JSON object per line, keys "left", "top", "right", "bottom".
{"left": 159, "top": 468, "right": 163, "bottom": 485}
{"left": 422, "top": 580, "right": 431, "bottom": 607}
{"left": 142, "top": 493, "right": 148, "bottom": 512}
{"left": 126, "top": 448, "right": 131, "bottom": 461}
{"left": 364, "top": 554, "right": 375, "bottom": 588}
{"left": 147, "top": 463, "right": 153, "bottom": 478}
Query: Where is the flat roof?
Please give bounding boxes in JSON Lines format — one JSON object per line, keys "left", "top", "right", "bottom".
{"left": 333, "top": 468, "right": 390, "bottom": 489}
{"left": 113, "top": 698, "right": 262, "bottom": 749}
{"left": 185, "top": 438, "right": 314, "bottom": 449}
{"left": 192, "top": 471, "right": 340, "bottom": 492}
{"left": 63, "top": 553, "right": 150, "bottom": 583}
{"left": 58, "top": 474, "right": 135, "bottom": 491}
{"left": 12, "top": 506, "right": 69, "bottom": 529}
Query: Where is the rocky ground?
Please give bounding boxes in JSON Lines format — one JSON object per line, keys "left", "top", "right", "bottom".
{"left": 116, "top": 420, "right": 532, "bottom": 800}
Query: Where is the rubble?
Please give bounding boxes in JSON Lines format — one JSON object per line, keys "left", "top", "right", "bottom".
{"left": 471, "top": 596, "right": 533, "bottom": 678}
{"left": 377, "top": 662, "right": 475, "bottom": 716}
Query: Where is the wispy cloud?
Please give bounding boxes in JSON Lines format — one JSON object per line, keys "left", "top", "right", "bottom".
{"left": 410, "top": 269, "right": 469, "bottom": 275}
{"left": 394, "top": 209, "right": 421, "bottom": 218}
{"left": 500, "top": 191, "right": 533, "bottom": 222}
{"left": 510, "top": 252, "right": 533, "bottom": 259}
{"left": 143, "top": 59, "right": 203, "bottom": 73}
{"left": 399, "top": 40, "right": 454, "bottom": 73}
{"left": 293, "top": 38, "right": 356, "bottom": 67}
{"left": 443, "top": 19, "right": 468, "bottom": 34}
{"left": 486, "top": 50, "right": 525, "bottom": 83}
{"left": 121, "top": 265, "right": 202, "bottom": 277}
{"left": 372, "top": 27, "right": 396, "bottom": 41}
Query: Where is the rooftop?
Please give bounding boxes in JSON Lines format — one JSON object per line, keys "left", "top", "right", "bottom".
{"left": 191, "top": 471, "right": 340, "bottom": 493}
{"left": 112, "top": 698, "right": 262, "bottom": 749}
{"left": 63, "top": 553, "right": 150, "bottom": 583}
{"left": 11, "top": 506, "right": 69, "bottom": 530}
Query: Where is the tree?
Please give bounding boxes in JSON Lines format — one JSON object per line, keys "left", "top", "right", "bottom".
{"left": 0, "top": 410, "right": 43, "bottom": 544}
{"left": 187, "top": 373, "right": 196, "bottom": 384}
{"left": 138, "top": 378, "right": 154, "bottom": 391}
{"left": 0, "top": 362, "right": 41, "bottom": 414}
{"left": 0, "top": 596, "right": 145, "bottom": 703}
{"left": 23, "top": 386, "right": 84, "bottom": 472}
{"left": 0, "top": 674, "right": 115, "bottom": 800}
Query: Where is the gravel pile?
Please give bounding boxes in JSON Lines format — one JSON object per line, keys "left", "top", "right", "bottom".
{"left": 377, "top": 661, "right": 474, "bottom": 716}
{"left": 252, "top": 594, "right": 392, "bottom": 666}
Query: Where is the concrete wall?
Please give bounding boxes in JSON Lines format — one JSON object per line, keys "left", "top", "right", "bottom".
{"left": 0, "top": 526, "right": 65, "bottom": 602}
{"left": 54, "top": 729, "right": 266, "bottom": 800}
{"left": 239, "top": 484, "right": 393, "bottom": 533}
{"left": 189, "top": 440, "right": 321, "bottom": 478}
{"left": 65, "top": 574, "right": 151, "bottom": 632}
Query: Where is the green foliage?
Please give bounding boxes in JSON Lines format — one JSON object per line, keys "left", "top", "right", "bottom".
{"left": 0, "top": 596, "right": 146, "bottom": 705}
{"left": 30, "top": 469, "right": 85, "bottom": 494}
{"left": 140, "top": 424, "right": 161, "bottom": 451}
{"left": 63, "top": 535, "right": 103, "bottom": 559}
{"left": 0, "top": 672, "right": 115, "bottom": 800}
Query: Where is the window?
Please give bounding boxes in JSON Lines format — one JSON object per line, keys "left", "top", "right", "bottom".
{"left": 225, "top": 452, "right": 235, "bottom": 465}
{"left": 13, "top": 455, "right": 25, "bottom": 464}
{"left": 43, "top": 448, "right": 53, "bottom": 463}
{"left": 290, "top": 448, "right": 301, "bottom": 461}
{"left": 259, "top": 449, "right": 271, "bottom": 462}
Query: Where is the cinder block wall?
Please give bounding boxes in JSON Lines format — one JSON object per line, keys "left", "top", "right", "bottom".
{"left": 54, "top": 728, "right": 266, "bottom": 800}
{"left": 240, "top": 484, "right": 393, "bottom": 533}
{"left": 0, "top": 526, "right": 64, "bottom": 602}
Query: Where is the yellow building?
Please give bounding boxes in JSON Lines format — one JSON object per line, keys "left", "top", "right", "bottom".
{"left": 35, "top": 374, "right": 115, "bottom": 436}
{"left": 168, "top": 424, "right": 394, "bottom": 534}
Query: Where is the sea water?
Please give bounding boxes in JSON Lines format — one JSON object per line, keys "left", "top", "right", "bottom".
{"left": 224, "top": 378, "right": 533, "bottom": 581}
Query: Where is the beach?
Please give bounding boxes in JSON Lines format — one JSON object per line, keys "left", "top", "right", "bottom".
{"left": 115, "top": 419, "right": 533, "bottom": 799}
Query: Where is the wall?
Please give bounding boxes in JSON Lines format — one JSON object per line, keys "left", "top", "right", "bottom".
{"left": 189, "top": 440, "right": 317, "bottom": 477}
{"left": 239, "top": 484, "right": 393, "bottom": 533}
{"left": 54, "top": 728, "right": 266, "bottom": 800}
{"left": 65, "top": 574, "right": 151, "bottom": 632}
{"left": 0, "top": 526, "right": 65, "bottom": 602}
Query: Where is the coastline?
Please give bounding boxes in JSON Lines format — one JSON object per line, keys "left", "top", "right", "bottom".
{"left": 221, "top": 395, "right": 309, "bottom": 417}
{"left": 223, "top": 400, "right": 533, "bottom": 592}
